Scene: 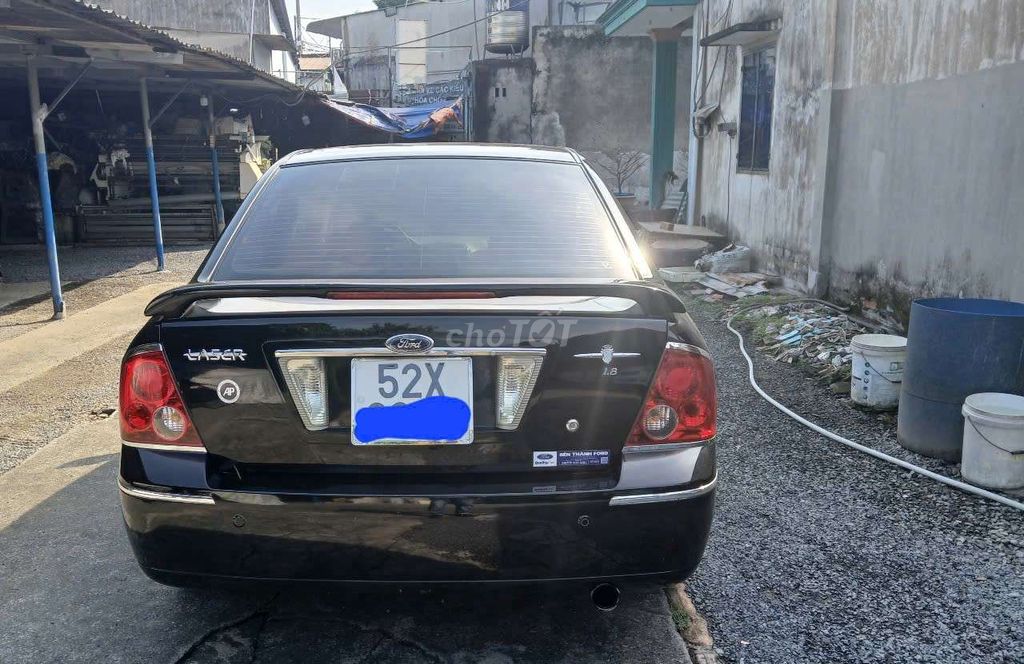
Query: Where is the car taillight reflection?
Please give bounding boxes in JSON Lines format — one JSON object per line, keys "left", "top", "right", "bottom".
{"left": 119, "top": 347, "right": 204, "bottom": 448}
{"left": 626, "top": 343, "right": 716, "bottom": 447}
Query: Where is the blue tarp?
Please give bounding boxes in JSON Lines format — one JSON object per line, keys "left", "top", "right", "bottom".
{"left": 322, "top": 98, "right": 463, "bottom": 139}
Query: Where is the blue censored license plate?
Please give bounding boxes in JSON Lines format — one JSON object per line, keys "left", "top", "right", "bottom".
{"left": 350, "top": 357, "right": 474, "bottom": 445}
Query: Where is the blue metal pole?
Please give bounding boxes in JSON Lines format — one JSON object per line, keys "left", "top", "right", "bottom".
{"left": 208, "top": 99, "right": 225, "bottom": 234}
{"left": 139, "top": 78, "right": 166, "bottom": 271}
{"left": 649, "top": 28, "right": 680, "bottom": 210}
{"left": 26, "top": 57, "right": 64, "bottom": 319}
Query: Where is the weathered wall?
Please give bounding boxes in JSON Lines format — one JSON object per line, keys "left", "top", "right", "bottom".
{"left": 825, "top": 0, "right": 1024, "bottom": 312}
{"left": 338, "top": 0, "right": 553, "bottom": 87}
{"left": 695, "top": 0, "right": 1024, "bottom": 320}
{"left": 530, "top": 26, "right": 692, "bottom": 202}
{"left": 694, "top": 0, "right": 835, "bottom": 288}
{"left": 98, "top": 0, "right": 273, "bottom": 36}
{"left": 472, "top": 59, "right": 535, "bottom": 144}
{"left": 95, "top": 0, "right": 289, "bottom": 71}
{"left": 825, "top": 63, "right": 1024, "bottom": 311}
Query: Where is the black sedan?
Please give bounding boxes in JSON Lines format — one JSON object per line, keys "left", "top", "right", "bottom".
{"left": 117, "top": 144, "right": 717, "bottom": 609}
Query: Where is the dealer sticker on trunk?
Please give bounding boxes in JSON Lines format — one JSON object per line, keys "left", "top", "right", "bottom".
{"left": 533, "top": 450, "right": 610, "bottom": 468}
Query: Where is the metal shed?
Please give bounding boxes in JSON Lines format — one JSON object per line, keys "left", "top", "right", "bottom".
{"left": 0, "top": 0, "right": 334, "bottom": 319}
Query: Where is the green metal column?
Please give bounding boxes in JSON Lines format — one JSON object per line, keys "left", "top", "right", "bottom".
{"left": 649, "top": 28, "right": 680, "bottom": 209}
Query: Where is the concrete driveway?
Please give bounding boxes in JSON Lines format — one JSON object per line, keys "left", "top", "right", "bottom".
{"left": 0, "top": 273, "right": 693, "bottom": 664}
{"left": 0, "top": 419, "right": 691, "bottom": 664}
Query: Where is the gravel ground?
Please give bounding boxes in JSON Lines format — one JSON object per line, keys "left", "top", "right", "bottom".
{"left": 683, "top": 295, "right": 1024, "bottom": 664}
{"left": 0, "top": 245, "right": 209, "bottom": 343}
{"left": 0, "top": 245, "right": 209, "bottom": 472}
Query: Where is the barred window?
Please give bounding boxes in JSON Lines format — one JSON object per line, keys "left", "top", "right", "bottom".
{"left": 738, "top": 47, "right": 776, "bottom": 171}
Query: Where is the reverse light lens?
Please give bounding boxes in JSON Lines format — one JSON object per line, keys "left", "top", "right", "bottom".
{"left": 279, "top": 357, "right": 328, "bottom": 430}
{"left": 626, "top": 344, "right": 716, "bottom": 447}
{"left": 496, "top": 354, "right": 544, "bottom": 430}
{"left": 119, "top": 348, "right": 203, "bottom": 447}
{"left": 152, "top": 405, "right": 187, "bottom": 440}
{"left": 642, "top": 404, "right": 678, "bottom": 440}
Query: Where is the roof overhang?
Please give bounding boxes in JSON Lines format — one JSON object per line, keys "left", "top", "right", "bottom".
{"left": 700, "top": 20, "right": 781, "bottom": 48}
{"left": 0, "top": 0, "right": 310, "bottom": 96}
{"left": 598, "top": 0, "right": 698, "bottom": 38}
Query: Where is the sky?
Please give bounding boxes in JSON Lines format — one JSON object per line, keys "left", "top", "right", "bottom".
{"left": 286, "top": 0, "right": 377, "bottom": 51}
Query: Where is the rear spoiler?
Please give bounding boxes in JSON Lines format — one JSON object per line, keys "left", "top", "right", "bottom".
{"left": 144, "top": 281, "right": 688, "bottom": 320}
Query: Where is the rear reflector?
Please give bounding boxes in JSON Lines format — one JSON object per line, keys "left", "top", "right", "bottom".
{"left": 626, "top": 343, "right": 716, "bottom": 447}
{"left": 120, "top": 347, "right": 204, "bottom": 448}
{"left": 496, "top": 354, "right": 544, "bottom": 430}
{"left": 279, "top": 357, "right": 329, "bottom": 430}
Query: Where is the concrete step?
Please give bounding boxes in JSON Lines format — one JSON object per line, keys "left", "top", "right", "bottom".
{"left": 637, "top": 221, "right": 729, "bottom": 248}
{"left": 660, "top": 191, "right": 686, "bottom": 210}
{"left": 645, "top": 237, "right": 711, "bottom": 267}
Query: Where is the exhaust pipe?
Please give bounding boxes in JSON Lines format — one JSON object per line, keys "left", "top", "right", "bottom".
{"left": 591, "top": 583, "right": 620, "bottom": 611}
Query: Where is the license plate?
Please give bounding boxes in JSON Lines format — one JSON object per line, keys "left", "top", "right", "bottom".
{"left": 350, "top": 358, "right": 474, "bottom": 445}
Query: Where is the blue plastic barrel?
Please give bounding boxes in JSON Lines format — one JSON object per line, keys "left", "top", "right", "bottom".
{"left": 897, "top": 298, "right": 1024, "bottom": 461}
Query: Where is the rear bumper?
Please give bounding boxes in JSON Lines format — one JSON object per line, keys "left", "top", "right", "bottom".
{"left": 118, "top": 445, "right": 715, "bottom": 585}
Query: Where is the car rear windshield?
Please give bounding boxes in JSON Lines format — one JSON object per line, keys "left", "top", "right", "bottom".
{"left": 211, "top": 157, "right": 635, "bottom": 281}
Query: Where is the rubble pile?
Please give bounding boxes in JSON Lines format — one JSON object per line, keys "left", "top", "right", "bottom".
{"left": 732, "top": 301, "right": 869, "bottom": 383}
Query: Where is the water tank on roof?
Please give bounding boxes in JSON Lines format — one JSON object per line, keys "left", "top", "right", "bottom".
{"left": 485, "top": 0, "right": 529, "bottom": 55}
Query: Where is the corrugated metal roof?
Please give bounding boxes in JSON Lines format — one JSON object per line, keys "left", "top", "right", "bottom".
{"left": 0, "top": 0, "right": 310, "bottom": 97}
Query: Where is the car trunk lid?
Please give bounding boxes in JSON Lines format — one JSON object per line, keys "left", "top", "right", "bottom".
{"left": 159, "top": 292, "right": 670, "bottom": 478}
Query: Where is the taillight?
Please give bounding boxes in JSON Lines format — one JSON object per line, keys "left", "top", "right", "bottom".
{"left": 626, "top": 343, "right": 716, "bottom": 447}
{"left": 119, "top": 346, "right": 204, "bottom": 448}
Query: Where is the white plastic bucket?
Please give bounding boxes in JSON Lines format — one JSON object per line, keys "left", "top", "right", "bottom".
{"left": 961, "top": 392, "right": 1024, "bottom": 490}
{"left": 850, "top": 334, "right": 907, "bottom": 410}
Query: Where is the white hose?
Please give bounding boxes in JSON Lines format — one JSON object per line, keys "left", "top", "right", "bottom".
{"left": 726, "top": 302, "right": 1024, "bottom": 512}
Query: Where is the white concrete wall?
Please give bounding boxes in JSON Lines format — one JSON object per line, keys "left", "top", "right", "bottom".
{"left": 695, "top": 0, "right": 1024, "bottom": 321}
{"left": 694, "top": 0, "right": 836, "bottom": 289}
{"left": 826, "top": 0, "right": 1024, "bottom": 311}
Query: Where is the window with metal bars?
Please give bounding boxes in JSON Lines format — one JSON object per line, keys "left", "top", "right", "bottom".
{"left": 737, "top": 46, "right": 776, "bottom": 172}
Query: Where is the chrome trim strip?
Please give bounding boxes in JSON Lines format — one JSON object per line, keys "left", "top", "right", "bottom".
{"left": 572, "top": 352, "right": 642, "bottom": 360}
{"left": 117, "top": 478, "right": 215, "bottom": 505}
{"left": 608, "top": 475, "right": 717, "bottom": 506}
{"left": 666, "top": 341, "right": 712, "bottom": 360}
{"left": 621, "top": 438, "right": 714, "bottom": 454}
{"left": 121, "top": 441, "right": 208, "bottom": 454}
{"left": 275, "top": 347, "right": 547, "bottom": 359}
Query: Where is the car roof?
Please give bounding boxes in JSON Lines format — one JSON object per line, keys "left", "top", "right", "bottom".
{"left": 280, "top": 143, "right": 579, "bottom": 166}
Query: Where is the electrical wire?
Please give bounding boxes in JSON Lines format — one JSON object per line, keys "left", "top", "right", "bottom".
{"left": 209, "top": 0, "right": 519, "bottom": 109}
{"left": 726, "top": 299, "right": 1024, "bottom": 512}
{"left": 212, "top": 59, "right": 333, "bottom": 107}
{"left": 471, "top": 0, "right": 482, "bottom": 61}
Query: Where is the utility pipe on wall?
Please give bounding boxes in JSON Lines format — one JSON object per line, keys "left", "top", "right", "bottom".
{"left": 139, "top": 78, "right": 166, "bottom": 271}
{"left": 26, "top": 57, "right": 65, "bottom": 319}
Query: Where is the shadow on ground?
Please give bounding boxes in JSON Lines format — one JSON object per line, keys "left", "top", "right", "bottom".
{"left": 0, "top": 460, "right": 689, "bottom": 664}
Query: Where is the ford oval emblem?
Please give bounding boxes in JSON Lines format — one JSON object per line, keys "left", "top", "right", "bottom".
{"left": 537, "top": 453, "right": 554, "bottom": 460}
{"left": 385, "top": 333, "right": 435, "bottom": 353}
